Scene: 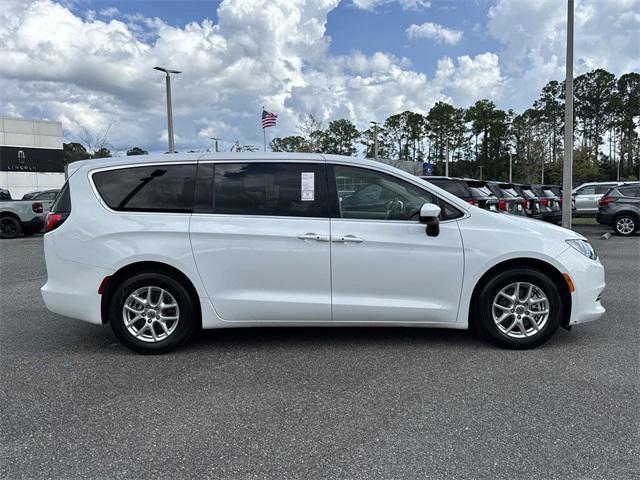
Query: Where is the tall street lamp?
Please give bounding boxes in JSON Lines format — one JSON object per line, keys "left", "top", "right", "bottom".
{"left": 154, "top": 66, "right": 181, "bottom": 154}
{"left": 562, "top": 0, "right": 574, "bottom": 229}
{"left": 369, "top": 121, "right": 379, "bottom": 159}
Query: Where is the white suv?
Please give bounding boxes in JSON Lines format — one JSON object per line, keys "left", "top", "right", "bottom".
{"left": 42, "top": 153, "right": 605, "bottom": 353}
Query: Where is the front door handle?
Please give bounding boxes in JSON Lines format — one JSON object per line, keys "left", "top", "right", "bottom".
{"left": 332, "top": 235, "right": 364, "bottom": 244}
{"left": 297, "top": 233, "right": 329, "bottom": 242}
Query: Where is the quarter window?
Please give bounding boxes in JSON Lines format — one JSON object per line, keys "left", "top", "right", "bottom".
{"left": 332, "top": 165, "right": 461, "bottom": 221}
{"left": 93, "top": 164, "right": 196, "bottom": 213}
{"left": 213, "top": 162, "right": 327, "bottom": 217}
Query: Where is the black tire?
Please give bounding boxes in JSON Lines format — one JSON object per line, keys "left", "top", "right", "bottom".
{"left": 474, "top": 268, "right": 562, "bottom": 349}
{"left": 613, "top": 214, "right": 638, "bottom": 236}
{"left": 109, "top": 272, "right": 196, "bottom": 354}
{"left": 0, "top": 216, "right": 22, "bottom": 239}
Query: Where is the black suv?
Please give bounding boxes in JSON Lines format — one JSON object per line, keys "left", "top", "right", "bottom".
{"left": 530, "top": 185, "right": 562, "bottom": 224}
{"left": 485, "top": 182, "right": 527, "bottom": 216}
{"left": 596, "top": 183, "right": 640, "bottom": 235}
{"left": 512, "top": 184, "right": 543, "bottom": 219}
{"left": 420, "top": 177, "right": 499, "bottom": 211}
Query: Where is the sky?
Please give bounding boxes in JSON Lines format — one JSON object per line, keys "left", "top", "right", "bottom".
{"left": 1, "top": 0, "right": 638, "bottom": 154}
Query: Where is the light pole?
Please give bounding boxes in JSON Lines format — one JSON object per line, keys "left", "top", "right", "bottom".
{"left": 209, "top": 137, "right": 220, "bottom": 153}
{"left": 479, "top": 165, "right": 484, "bottom": 180}
{"left": 370, "top": 121, "right": 379, "bottom": 159}
{"left": 154, "top": 66, "right": 181, "bottom": 154}
{"left": 562, "top": 0, "right": 574, "bottom": 229}
{"left": 509, "top": 152, "right": 513, "bottom": 183}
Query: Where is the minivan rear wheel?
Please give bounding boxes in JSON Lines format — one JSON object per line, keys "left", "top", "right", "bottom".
{"left": 109, "top": 273, "right": 195, "bottom": 354}
{"left": 474, "top": 268, "right": 562, "bottom": 349}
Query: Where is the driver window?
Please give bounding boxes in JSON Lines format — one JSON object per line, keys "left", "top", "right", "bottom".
{"left": 334, "top": 165, "right": 438, "bottom": 221}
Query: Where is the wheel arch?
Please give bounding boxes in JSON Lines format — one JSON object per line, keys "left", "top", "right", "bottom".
{"left": 100, "top": 261, "right": 202, "bottom": 327}
{"left": 469, "top": 257, "right": 572, "bottom": 328}
{"left": 0, "top": 211, "right": 22, "bottom": 223}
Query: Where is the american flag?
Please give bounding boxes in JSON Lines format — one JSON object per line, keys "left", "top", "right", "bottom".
{"left": 261, "top": 109, "right": 277, "bottom": 129}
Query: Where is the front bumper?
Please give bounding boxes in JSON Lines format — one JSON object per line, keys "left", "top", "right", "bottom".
{"left": 557, "top": 247, "right": 606, "bottom": 325}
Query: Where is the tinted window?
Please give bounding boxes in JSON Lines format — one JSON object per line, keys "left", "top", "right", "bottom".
{"left": 595, "top": 185, "right": 616, "bottom": 194}
{"left": 618, "top": 186, "right": 640, "bottom": 198}
{"left": 213, "top": 162, "right": 327, "bottom": 217}
{"left": 333, "top": 165, "right": 461, "bottom": 221}
{"left": 93, "top": 164, "right": 196, "bottom": 213}
{"left": 577, "top": 186, "right": 596, "bottom": 195}
{"left": 429, "top": 180, "right": 469, "bottom": 197}
{"left": 36, "top": 191, "right": 58, "bottom": 200}
{"left": 50, "top": 182, "right": 71, "bottom": 213}
{"left": 468, "top": 186, "right": 493, "bottom": 197}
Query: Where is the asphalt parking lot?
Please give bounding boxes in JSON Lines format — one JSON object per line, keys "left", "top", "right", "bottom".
{"left": 1, "top": 225, "right": 638, "bottom": 479}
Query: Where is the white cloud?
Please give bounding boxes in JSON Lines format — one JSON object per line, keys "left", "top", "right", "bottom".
{"left": 0, "top": 0, "right": 454, "bottom": 151}
{"left": 434, "top": 53, "right": 503, "bottom": 106}
{"left": 488, "top": 0, "right": 640, "bottom": 108}
{"left": 406, "top": 22, "right": 463, "bottom": 45}
{"left": 352, "top": 0, "right": 431, "bottom": 11}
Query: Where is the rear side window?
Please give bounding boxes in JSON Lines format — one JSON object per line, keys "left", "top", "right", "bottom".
{"left": 213, "top": 162, "right": 327, "bottom": 218}
{"left": 595, "top": 185, "right": 615, "bottom": 194}
{"left": 50, "top": 182, "right": 71, "bottom": 213}
{"left": 577, "top": 186, "right": 596, "bottom": 195}
{"left": 430, "top": 180, "right": 469, "bottom": 197}
{"left": 93, "top": 164, "right": 196, "bottom": 213}
{"left": 618, "top": 186, "right": 640, "bottom": 198}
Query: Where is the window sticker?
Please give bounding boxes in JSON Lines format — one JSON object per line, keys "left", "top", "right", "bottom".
{"left": 301, "top": 172, "right": 315, "bottom": 201}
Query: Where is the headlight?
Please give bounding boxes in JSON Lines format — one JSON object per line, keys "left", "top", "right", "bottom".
{"left": 566, "top": 239, "right": 597, "bottom": 260}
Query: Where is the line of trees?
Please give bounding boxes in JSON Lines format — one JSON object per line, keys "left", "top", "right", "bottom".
{"left": 272, "top": 69, "right": 640, "bottom": 184}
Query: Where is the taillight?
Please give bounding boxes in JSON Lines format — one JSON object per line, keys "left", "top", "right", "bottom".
{"left": 467, "top": 199, "right": 478, "bottom": 206}
{"left": 498, "top": 199, "right": 508, "bottom": 211}
{"left": 540, "top": 198, "right": 550, "bottom": 207}
{"left": 45, "top": 212, "right": 66, "bottom": 232}
{"left": 32, "top": 202, "right": 43, "bottom": 213}
{"left": 599, "top": 196, "right": 616, "bottom": 206}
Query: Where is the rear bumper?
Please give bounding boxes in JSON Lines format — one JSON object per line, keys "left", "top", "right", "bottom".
{"left": 541, "top": 210, "right": 562, "bottom": 224}
{"left": 557, "top": 247, "right": 606, "bottom": 325}
{"left": 41, "top": 233, "right": 112, "bottom": 324}
{"left": 23, "top": 215, "right": 45, "bottom": 234}
{"left": 596, "top": 211, "right": 613, "bottom": 225}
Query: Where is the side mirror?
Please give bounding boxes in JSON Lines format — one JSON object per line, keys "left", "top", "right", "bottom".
{"left": 419, "top": 202, "right": 441, "bottom": 237}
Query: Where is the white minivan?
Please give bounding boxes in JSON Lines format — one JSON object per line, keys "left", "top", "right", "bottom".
{"left": 42, "top": 153, "right": 605, "bottom": 353}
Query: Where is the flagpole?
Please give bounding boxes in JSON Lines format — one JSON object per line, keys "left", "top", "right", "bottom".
{"left": 261, "top": 105, "right": 266, "bottom": 152}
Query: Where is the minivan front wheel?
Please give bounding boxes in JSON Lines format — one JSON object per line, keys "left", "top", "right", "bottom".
{"left": 109, "top": 273, "right": 195, "bottom": 354}
{"left": 474, "top": 269, "right": 562, "bottom": 349}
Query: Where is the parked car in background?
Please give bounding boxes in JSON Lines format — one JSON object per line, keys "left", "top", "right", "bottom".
{"left": 597, "top": 183, "right": 640, "bottom": 236}
{"left": 530, "top": 185, "right": 562, "bottom": 224}
{"left": 512, "top": 184, "right": 543, "bottom": 220}
{"left": 0, "top": 198, "right": 45, "bottom": 239}
{"left": 485, "top": 182, "right": 527, "bottom": 216}
{"left": 0, "top": 188, "right": 11, "bottom": 200}
{"left": 420, "top": 177, "right": 499, "bottom": 211}
{"left": 42, "top": 153, "right": 605, "bottom": 353}
{"left": 572, "top": 182, "right": 621, "bottom": 216}
{"left": 22, "top": 189, "right": 59, "bottom": 213}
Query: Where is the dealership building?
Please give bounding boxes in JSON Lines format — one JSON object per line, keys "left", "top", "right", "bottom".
{"left": 0, "top": 117, "right": 65, "bottom": 199}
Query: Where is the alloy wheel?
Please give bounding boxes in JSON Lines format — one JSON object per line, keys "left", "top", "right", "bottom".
{"left": 616, "top": 217, "right": 635, "bottom": 235}
{"left": 122, "top": 286, "right": 180, "bottom": 343}
{"left": 492, "top": 282, "right": 550, "bottom": 339}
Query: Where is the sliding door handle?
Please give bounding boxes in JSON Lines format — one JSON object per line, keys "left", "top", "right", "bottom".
{"left": 332, "top": 235, "right": 364, "bottom": 244}
{"left": 297, "top": 233, "right": 329, "bottom": 242}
